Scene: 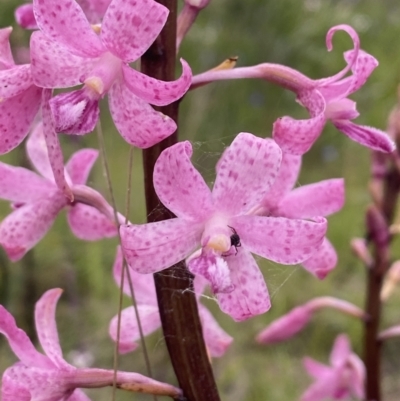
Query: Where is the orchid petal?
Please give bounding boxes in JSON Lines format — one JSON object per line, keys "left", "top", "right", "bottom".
{"left": 0, "top": 193, "right": 66, "bottom": 261}
{"left": 101, "top": 0, "right": 168, "bottom": 62}
{"left": 0, "top": 162, "right": 52, "bottom": 203}
{"left": 213, "top": 134, "right": 282, "bottom": 215}
{"left": 262, "top": 153, "right": 302, "bottom": 210}
{"left": 120, "top": 219, "right": 202, "bottom": 273}
{"left": 217, "top": 250, "right": 270, "bottom": 321}
{"left": 275, "top": 178, "right": 345, "bottom": 219}
{"left": 233, "top": 215, "right": 327, "bottom": 265}
{"left": 122, "top": 60, "right": 192, "bottom": 106}
{"left": 0, "top": 305, "right": 50, "bottom": 368}
{"left": 273, "top": 90, "right": 326, "bottom": 155}
{"left": 348, "top": 354, "right": 366, "bottom": 399}
{"left": 26, "top": 122, "right": 54, "bottom": 181}
{"left": 154, "top": 141, "right": 213, "bottom": 220}
{"left": 333, "top": 120, "right": 395, "bottom": 153}
{"left": 15, "top": 4, "right": 38, "bottom": 30}
{"left": 66, "top": 389, "right": 93, "bottom": 401}
{"left": 0, "top": 27, "right": 14, "bottom": 69}
{"left": 79, "top": 0, "right": 111, "bottom": 23}
{"left": 113, "top": 246, "right": 157, "bottom": 305}
{"left": 302, "top": 237, "right": 337, "bottom": 279}
{"left": 109, "top": 78, "right": 177, "bottom": 148}
{"left": 300, "top": 370, "right": 339, "bottom": 401}
{"left": 198, "top": 304, "right": 233, "bottom": 357}
{"left": 42, "top": 89, "right": 73, "bottom": 200}
{"left": 35, "top": 288, "right": 70, "bottom": 368}
{"left": 0, "top": 64, "right": 33, "bottom": 98}
{"left": 256, "top": 304, "right": 313, "bottom": 344}
{"left": 303, "top": 357, "right": 332, "bottom": 379}
{"left": 65, "top": 149, "right": 98, "bottom": 185}
{"left": 30, "top": 32, "right": 98, "bottom": 88}
{"left": 33, "top": 0, "right": 104, "bottom": 58}
{"left": 329, "top": 334, "right": 351, "bottom": 367}
{"left": 0, "top": 85, "right": 42, "bottom": 154}
{"left": 67, "top": 203, "right": 117, "bottom": 240}
{"left": 109, "top": 305, "right": 161, "bottom": 354}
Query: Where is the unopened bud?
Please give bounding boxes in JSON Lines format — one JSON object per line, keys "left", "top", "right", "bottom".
{"left": 350, "top": 237, "right": 373, "bottom": 267}
{"left": 381, "top": 261, "right": 400, "bottom": 301}
{"left": 366, "top": 205, "right": 389, "bottom": 249}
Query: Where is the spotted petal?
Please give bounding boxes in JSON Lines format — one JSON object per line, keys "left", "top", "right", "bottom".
{"left": 101, "top": 0, "right": 169, "bottom": 62}
{"left": 233, "top": 215, "right": 327, "bottom": 265}
{"left": 122, "top": 60, "right": 192, "bottom": 106}
{"left": 213, "top": 134, "right": 282, "bottom": 215}
{"left": 65, "top": 149, "right": 98, "bottom": 185}
{"left": 154, "top": 141, "right": 213, "bottom": 220}
{"left": 217, "top": 249, "right": 270, "bottom": 321}
{"left": 0, "top": 27, "right": 14, "bottom": 69}
{"left": 33, "top": 0, "right": 104, "bottom": 58}
{"left": 275, "top": 178, "right": 345, "bottom": 219}
{"left": 120, "top": 218, "right": 202, "bottom": 273}
{"left": 0, "top": 64, "right": 33, "bottom": 98}
{"left": 109, "top": 78, "right": 177, "bottom": 148}
{"left": 302, "top": 237, "right": 337, "bottom": 279}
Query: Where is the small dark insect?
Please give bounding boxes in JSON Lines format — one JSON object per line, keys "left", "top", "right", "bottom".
{"left": 228, "top": 225, "right": 241, "bottom": 255}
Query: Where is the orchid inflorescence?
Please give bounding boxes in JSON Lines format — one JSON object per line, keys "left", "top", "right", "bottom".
{"left": 0, "top": 0, "right": 398, "bottom": 400}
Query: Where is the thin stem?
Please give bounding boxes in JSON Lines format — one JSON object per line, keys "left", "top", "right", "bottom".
{"left": 95, "top": 123, "right": 154, "bottom": 401}
{"left": 140, "top": 1, "right": 220, "bottom": 400}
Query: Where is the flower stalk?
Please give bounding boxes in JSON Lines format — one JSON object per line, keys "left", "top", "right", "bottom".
{"left": 140, "top": 1, "right": 220, "bottom": 400}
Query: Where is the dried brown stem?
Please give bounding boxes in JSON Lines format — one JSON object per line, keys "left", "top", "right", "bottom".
{"left": 141, "top": 1, "right": 220, "bottom": 400}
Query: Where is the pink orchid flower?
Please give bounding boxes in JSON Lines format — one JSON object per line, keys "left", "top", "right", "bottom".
{"left": 109, "top": 247, "right": 233, "bottom": 357}
{"left": 30, "top": 0, "right": 192, "bottom": 147}
{"left": 191, "top": 25, "right": 395, "bottom": 155}
{"left": 0, "top": 123, "right": 117, "bottom": 261}
{"left": 301, "top": 334, "right": 365, "bottom": 401}
{"left": 120, "top": 133, "right": 327, "bottom": 321}
{"left": 0, "top": 27, "right": 42, "bottom": 154}
{"left": 253, "top": 152, "right": 344, "bottom": 279}
{"left": 0, "top": 288, "right": 182, "bottom": 400}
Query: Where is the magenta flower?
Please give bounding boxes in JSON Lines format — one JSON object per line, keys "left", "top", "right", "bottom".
{"left": 254, "top": 152, "right": 344, "bottom": 279}
{"left": 30, "top": 0, "right": 192, "bottom": 147}
{"left": 0, "top": 124, "right": 117, "bottom": 261}
{"left": 191, "top": 25, "right": 394, "bottom": 155}
{"left": 0, "top": 27, "right": 42, "bottom": 154}
{"left": 0, "top": 288, "right": 182, "bottom": 400}
{"left": 120, "top": 133, "right": 327, "bottom": 321}
{"left": 301, "top": 334, "right": 365, "bottom": 401}
{"left": 109, "top": 247, "right": 233, "bottom": 357}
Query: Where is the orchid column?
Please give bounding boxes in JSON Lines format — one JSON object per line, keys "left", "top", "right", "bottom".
{"left": 140, "top": 1, "right": 220, "bottom": 400}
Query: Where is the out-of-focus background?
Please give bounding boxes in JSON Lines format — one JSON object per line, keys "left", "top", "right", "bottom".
{"left": 1, "top": 0, "right": 400, "bottom": 400}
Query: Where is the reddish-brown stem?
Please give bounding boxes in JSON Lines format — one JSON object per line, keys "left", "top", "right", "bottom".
{"left": 140, "top": 1, "right": 220, "bottom": 400}
{"left": 364, "top": 145, "right": 400, "bottom": 400}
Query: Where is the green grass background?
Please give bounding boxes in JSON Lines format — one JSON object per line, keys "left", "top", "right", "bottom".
{"left": 1, "top": 0, "right": 400, "bottom": 400}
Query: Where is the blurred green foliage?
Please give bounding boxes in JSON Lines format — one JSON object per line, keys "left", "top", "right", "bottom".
{"left": 2, "top": 0, "right": 400, "bottom": 400}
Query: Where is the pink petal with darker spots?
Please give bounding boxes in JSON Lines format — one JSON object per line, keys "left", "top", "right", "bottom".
{"left": 301, "top": 237, "right": 337, "bottom": 279}
{"left": 0, "top": 85, "right": 42, "bottom": 154}
{"left": 333, "top": 120, "right": 395, "bottom": 153}
{"left": 154, "top": 141, "right": 213, "bottom": 220}
{"left": 122, "top": 59, "right": 192, "bottom": 106}
{"left": 108, "top": 78, "right": 177, "bottom": 148}
{"left": 30, "top": 32, "right": 98, "bottom": 88}
{"left": 101, "top": 0, "right": 168, "bottom": 62}
{"left": 0, "top": 162, "right": 52, "bottom": 203}
{"left": 67, "top": 203, "right": 117, "bottom": 240}
{"left": 15, "top": 4, "right": 38, "bottom": 29}
{"left": 0, "top": 305, "right": 51, "bottom": 368}
{"left": 0, "top": 64, "right": 33, "bottom": 98}
{"left": 0, "top": 192, "right": 66, "bottom": 261}
{"left": 33, "top": 0, "right": 104, "bottom": 58}
{"left": 275, "top": 178, "right": 345, "bottom": 219}
{"left": 217, "top": 249, "right": 270, "bottom": 321}
{"left": 213, "top": 134, "right": 282, "bottom": 215}
{"left": 120, "top": 219, "right": 202, "bottom": 274}
{"left": 35, "top": 289, "right": 71, "bottom": 369}
{"left": 232, "top": 215, "right": 327, "bottom": 265}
